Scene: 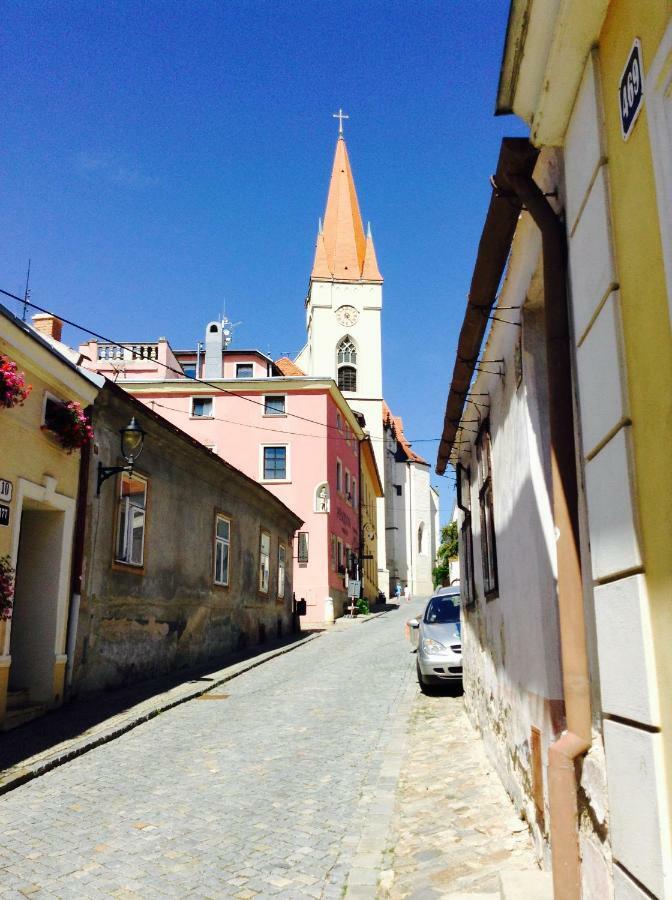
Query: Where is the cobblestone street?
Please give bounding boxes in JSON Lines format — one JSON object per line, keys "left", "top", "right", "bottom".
{"left": 0, "top": 602, "right": 536, "bottom": 898}
{"left": 380, "top": 688, "right": 536, "bottom": 898}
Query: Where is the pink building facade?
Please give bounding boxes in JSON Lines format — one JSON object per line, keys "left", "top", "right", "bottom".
{"left": 79, "top": 337, "right": 366, "bottom": 625}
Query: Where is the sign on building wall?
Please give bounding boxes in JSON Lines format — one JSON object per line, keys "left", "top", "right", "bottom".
{"left": 0, "top": 479, "right": 12, "bottom": 503}
{"left": 620, "top": 38, "right": 644, "bottom": 140}
{"left": 0, "top": 504, "right": 9, "bottom": 527}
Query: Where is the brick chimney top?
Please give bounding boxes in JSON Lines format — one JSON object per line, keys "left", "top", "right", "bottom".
{"left": 32, "top": 313, "right": 64, "bottom": 342}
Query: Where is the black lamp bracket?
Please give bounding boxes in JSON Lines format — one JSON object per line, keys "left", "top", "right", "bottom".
{"left": 97, "top": 462, "right": 134, "bottom": 495}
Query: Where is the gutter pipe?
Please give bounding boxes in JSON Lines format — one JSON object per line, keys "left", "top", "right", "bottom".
{"left": 507, "top": 171, "right": 591, "bottom": 900}
{"left": 436, "top": 138, "right": 593, "bottom": 900}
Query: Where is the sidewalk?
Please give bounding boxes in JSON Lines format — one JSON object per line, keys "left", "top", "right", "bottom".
{"left": 379, "top": 685, "right": 538, "bottom": 898}
{"left": 0, "top": 630, "right": 320, "bottom": 796}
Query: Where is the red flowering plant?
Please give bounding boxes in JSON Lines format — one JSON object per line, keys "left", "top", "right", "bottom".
{"left": 0, "top": 556, "right": 14, "bottom": 621}
{"left": 0, "top": 354, "right": 32, "bottom": 409}
{"left": 43, "top": 400, "right": 94, "bottom": 453}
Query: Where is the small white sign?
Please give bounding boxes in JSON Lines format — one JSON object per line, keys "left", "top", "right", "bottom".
{"left": 347, "top": 580, "right": 361, "bottom": 598}
{"left": 0, "top": 479, "right": 12, "bottom": 503}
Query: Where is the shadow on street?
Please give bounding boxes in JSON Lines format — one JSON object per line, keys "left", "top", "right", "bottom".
{"left": 0, "top": 631, "right": 313, "bottom": 773}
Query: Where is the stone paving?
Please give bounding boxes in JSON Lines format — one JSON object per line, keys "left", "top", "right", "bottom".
{"left": 379, "top": 684, "right": 537, "bottom": 898}
{"left": 0, "top": 604, "right": 417, "bottom": 899}
{"left": 0, "top": 599, "right": 538, "bottom": 898}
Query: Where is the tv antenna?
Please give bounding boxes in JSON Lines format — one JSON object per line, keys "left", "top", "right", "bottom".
{"left": 22, "top": 259, "right": 31, "bottom": 322}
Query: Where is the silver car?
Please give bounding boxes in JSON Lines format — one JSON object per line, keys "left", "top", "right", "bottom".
{"left": 408, "top": 590, "right": 462, "bottom": 690}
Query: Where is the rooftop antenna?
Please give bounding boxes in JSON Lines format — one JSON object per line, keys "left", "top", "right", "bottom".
{"left": 22, "top": 259, "right": 31, "bottom": 321}
{"left": 218, "top": 299, "right": 242, "bottom": 349}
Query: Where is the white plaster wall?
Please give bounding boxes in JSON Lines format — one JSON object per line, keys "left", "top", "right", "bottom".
{"left": 458, "top": 264, "right": 564, "bottom": 860}
{"left": 594, "top": 575, "right": 660, "bottom": 726}
{"left": 576, "top": 291, "right": 628, "bottom": 455}
{"left": 584, "top": 427, "right": 641, "bottom": 580}
{"left": 408, "top": 461, "right": 433, "bottom": 597}
{"left": 603, "top": 720, "right": 672, "bottom": 898}
{"left": 305, "top": 278, "right": 388, "bottom": 592}
{"left": 306, "top": 281, "right": 383, "bottom": 398}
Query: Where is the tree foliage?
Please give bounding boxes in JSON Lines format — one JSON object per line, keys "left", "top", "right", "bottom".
{"left": 432, "top": 521, "right": 459, "bottom": 587}
{"left": 432, "top": 522, "right": 459, "bottom": 587}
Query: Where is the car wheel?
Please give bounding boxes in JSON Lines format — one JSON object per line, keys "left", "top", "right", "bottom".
{"left": 416, "top": 660, "right": 432, "bottom": 694}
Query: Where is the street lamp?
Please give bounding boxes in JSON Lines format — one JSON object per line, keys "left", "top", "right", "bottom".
{"left": 97, "top": 416, "right": 146, "bottom": 494}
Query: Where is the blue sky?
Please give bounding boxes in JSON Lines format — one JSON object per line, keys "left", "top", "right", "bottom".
{"left": 2, "top": 0, "right": 526, "bottom": 523}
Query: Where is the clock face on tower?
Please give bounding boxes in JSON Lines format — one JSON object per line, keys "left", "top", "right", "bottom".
{"left": 335, "top": 305, "right": 359, "bottom": 327}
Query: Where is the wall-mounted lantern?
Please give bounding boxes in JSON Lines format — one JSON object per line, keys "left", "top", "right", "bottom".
{"left": 97, "top": 417, "right": 146, "bottom": 494}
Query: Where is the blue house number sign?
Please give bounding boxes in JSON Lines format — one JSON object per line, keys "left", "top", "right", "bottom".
{"left": 620, "top": 39, "right": 644, "bottom": 140}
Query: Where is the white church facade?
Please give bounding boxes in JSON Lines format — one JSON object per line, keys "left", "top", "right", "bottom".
{"left": 295, "top": 126, "right": 438, "bottom": 599}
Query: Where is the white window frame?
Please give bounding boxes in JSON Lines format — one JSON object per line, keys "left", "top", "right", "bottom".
{"left": 214, "top": 514, "right": 231, "bottom": 586}
{"left": 345, "top": 469, "right": 351, "bottom": 502}
{"left": 259, "top": 443, "right": 290, "bottom": 482}
{"left": 647, "top": 21, "right": 672, "bottom": 325}
{"left": 352, "top": 477, "right": 358, "bottom": 509}
{"left": 278, "top": 543, "right": 286, "bottom": 598}
{"left": 259, "top": 529, "right": 271, "bottom": 594}
{"left": 115, "top": 471, "right": 148, "bottom": 567}
{"left": 191, "top": 396, "right": 214, "bottom": 418}
{"left": 336, "top": 458, "right": 343, "bottom": 493}
{"left": 263, "top": 394, "right": 286, "bottom": 417}
{"left": 236, "top": 363, "right": 254, "bottom": 379}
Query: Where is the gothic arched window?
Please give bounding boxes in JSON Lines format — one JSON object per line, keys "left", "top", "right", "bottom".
{"left": 337, "top": 337, "right": 357, "bottom": 393}
{"left": 418, "top": 522, "right": 425, "bottom": 555}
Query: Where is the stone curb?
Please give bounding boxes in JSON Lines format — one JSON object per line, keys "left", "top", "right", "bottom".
{"left": 0, "top": 631, "right": 322, "bottom": 797}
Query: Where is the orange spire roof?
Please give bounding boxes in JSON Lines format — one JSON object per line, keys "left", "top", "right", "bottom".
{"left": 362, "top": 222, "right": 383, "bottom": 282}
{"left": 311, "top": 135, "right": 383, "bottom": 282}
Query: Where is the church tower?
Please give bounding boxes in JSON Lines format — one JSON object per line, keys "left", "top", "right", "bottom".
{"left": 295, "top": 121, "right": 389, "bottom": 593}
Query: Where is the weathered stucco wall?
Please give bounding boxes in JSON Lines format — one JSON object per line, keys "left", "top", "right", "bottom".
{"left": 72, "top": 385, "right": 301, "bottom": 694}
{"left": 457, "top": 194, "right": 563, "bottom": 866}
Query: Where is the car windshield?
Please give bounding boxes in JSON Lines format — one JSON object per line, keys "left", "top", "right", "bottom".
{"left": 424, "top": 596, "right": 460, "bottom": 624}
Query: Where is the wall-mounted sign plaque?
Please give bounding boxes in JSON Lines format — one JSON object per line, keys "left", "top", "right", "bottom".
{"left": 620, "top": 38, "right": 644, "bottom": 140}
{"left": 0, "top": 504, "right": 9, "bottom": 527}
{"left": 0, "top": 479, "right": 12, "bottom": 502}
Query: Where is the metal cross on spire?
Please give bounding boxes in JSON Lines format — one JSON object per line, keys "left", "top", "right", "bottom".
{"left": 333, "top": 108, "right": 349, "bottom": 135}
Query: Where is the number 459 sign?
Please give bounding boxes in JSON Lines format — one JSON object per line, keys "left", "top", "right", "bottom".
{"left": 620, "top": 39, "right": 644, "bottom": 141}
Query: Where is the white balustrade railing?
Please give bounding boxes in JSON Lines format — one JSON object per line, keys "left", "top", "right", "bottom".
{"left": 97, "top": 343, "right": 159, "bottom": 361}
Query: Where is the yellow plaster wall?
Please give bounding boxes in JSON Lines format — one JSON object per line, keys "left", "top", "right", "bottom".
{"left": 360, "top": 452, "right": 380, "bottom": 600}
{"left": 598, "top": 0, "right": 672, "bottom": 794}
{"left": 0, "top": 334, "right": 86, "bottom": 716}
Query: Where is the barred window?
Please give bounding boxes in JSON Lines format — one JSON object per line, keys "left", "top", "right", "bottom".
{"left": 337, "top": 337, "right": 357, "bottom": 393}
{"left": 477, "top": 426, "right": 498, "bottom": 597}
{"left": 338, "top": 366, "right": 357, "bottom": 392}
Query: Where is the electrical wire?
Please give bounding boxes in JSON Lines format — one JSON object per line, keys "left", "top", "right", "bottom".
{"left": 0, "top": 287, "right": 448, "bottom": 449}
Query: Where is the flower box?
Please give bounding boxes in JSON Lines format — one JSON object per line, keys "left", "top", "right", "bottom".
{"left": 43, "top": 399, "right": 94, "bottom": 453}
{"left": 0, "top": 355, "right": 31, "bottom": 409}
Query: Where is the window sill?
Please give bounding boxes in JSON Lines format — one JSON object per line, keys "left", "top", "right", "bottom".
{"left": 260, "top": 478, "right": 291, "bottom": 485}
{"left": 112, "top": 560, "right": 145, "bottom": 575}
{"left": 213, "top": 581, "right": 230, "bottom": 591}
{"left": 190, "top": 415, "right": 214, "bottom": 420}
{"left": 263, "top": 413, "right": 287, "bottom": 418}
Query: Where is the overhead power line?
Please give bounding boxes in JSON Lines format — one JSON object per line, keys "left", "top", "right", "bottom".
{"left": 0, "top": 287, "right": 448, "bottom": 454}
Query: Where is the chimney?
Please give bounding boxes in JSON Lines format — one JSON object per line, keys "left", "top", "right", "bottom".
{"left": 204, "top": 321, "right": 223, "bottom": 379}
{"left": 32, "top": 313, "right": 64, "bottom": 342}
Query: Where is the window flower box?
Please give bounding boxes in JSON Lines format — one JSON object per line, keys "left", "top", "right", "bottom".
{"left": 0, "top": 355, "right": 31, "bottom": 409}
{"left": 43, "top": 400, "right": 94, "bottom": 453}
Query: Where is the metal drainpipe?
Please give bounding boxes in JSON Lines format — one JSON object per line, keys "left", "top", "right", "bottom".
{"left": 507, "top": 172, "right": 592, "bottom": 900}
{"left": 65, "top": 415, "right": 92, "bottom": 693}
